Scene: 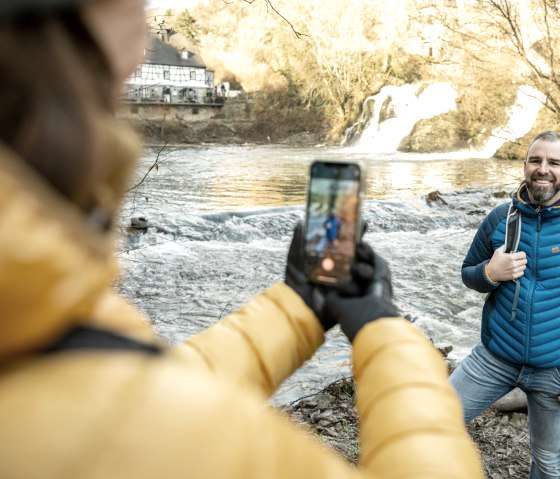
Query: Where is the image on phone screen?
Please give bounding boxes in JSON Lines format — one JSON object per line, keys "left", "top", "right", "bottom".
{"left": 304, "top": 162, "right": 361, "bottom": 283}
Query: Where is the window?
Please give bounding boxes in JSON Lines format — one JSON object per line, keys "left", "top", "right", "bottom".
{"left": 192, "top": 108, "right": 199, "bottom": 115}
{"left": 163, "top": 69, "right": 170, "bottom": 80}
{"left": 190, "top": 70, "right": 196, "bottom": 80}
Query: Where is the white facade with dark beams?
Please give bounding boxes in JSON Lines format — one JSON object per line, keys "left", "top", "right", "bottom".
{"left": 124, "top": 35, "right": 215, "bottom": 105}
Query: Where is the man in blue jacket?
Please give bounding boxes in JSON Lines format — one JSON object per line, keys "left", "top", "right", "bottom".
{"left": 451, "top": 131, "right": 560, "bottom": 478}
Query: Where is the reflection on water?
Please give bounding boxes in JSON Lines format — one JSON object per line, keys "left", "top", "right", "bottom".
{"left": 130, "top": 145, "right": 522, "bottom": 214}
{"left": 121, "top": 145, "right": 525, "bottom": 404}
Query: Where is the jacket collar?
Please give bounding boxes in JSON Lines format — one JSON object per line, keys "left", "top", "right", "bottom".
{"left": 514, "top": 182, "right": 560, "bottom": 216}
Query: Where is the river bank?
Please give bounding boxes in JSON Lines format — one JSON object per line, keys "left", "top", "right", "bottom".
{"left": 126, "top": 109, "right": 333, "bottom": 148}
{"left": 125, "top": 115, "right": 534, "bottom": 158}
{"left": 282, "top": 376, "right": 530, "bottom": 478}
{"left": 280, "top": 340, "right": 531, "bottom": 477}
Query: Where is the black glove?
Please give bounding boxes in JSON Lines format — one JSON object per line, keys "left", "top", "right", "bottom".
{"left": 285, "top": 222, "right": 334, "bottom": 330}
{"left": 323, "top": 243, "right": 399, "bottom": 342}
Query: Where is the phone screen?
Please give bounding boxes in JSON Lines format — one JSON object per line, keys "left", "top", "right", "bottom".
{"left": 303, "top": 161, "right": 362, "bottom": 284}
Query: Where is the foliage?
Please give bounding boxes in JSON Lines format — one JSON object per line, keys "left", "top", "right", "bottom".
{"left": 477, "top": 0, "right": 560, "bottom": 119}
{"left": 240, "top": 87, "right": 327, "bottom": 142}
{"left": 174, "top": 10, "right": 200, "bottom": 45}
{"left": 184, "top": 0, "right": 435, "bottom": 139}
{"left": 168, "top": 0, "right": 558, "bottom": 144}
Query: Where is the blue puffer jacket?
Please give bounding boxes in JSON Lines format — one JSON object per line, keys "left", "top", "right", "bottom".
{"left": 462, "top": 183, "right": 560, "bottom": 367}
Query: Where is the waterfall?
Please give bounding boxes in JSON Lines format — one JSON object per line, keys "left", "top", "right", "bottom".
{"left": 475, "top": 85, "right": 544, "bottom": 158}
{"left": 345, "top": 82, "right": 458, "bottom": 152}
{"left": 344, "top": 83, "right": 544, "bottom": 158}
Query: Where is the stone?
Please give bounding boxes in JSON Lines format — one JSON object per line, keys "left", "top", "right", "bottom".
{"left": 494, "top": 388, "right": 527, "bottom": 413}
{"left": 425, "top": 190, "right": 448, "bottom": 206}
{"left": 130, "top": 216, "right": 149, "bottom": 231}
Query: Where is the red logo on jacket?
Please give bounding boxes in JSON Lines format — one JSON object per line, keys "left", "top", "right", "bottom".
{"left": 552, "top": 247, "right": 560, "bottom": 254}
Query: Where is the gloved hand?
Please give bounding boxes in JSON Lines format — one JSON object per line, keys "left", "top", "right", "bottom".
{"left": 323, "top": 243, "right": 399, "bottom": 342}
{"left": 285, "top": 222, "right": 333, "bottom": 330}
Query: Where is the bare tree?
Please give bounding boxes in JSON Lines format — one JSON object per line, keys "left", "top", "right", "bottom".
{"left": 472, "top": 0, "right": 560, "bottom": 117}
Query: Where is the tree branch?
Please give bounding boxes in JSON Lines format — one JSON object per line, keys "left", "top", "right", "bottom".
{"left": 223, "top": 0, "right": 306, "bottom": 38}
{"left": 127, "top": 142, "right": 168, "bottom": 192}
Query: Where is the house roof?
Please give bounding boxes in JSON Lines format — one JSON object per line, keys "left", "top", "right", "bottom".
{"left": 145, "top": 36, "right": 206, "bottom": 69}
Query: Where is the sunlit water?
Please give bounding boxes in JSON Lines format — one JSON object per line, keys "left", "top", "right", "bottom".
{"left": 119, "top": 145, "right": 524, "bottom": 405}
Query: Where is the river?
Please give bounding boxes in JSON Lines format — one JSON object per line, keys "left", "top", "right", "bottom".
{"left": 119, "top": 144, "right": 524, "bottom": 405}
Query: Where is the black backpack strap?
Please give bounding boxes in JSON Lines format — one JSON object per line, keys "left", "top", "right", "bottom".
{"left": 504, "top": 202, "right": 521, "bottom": 254}
{"left": 504, "top": 201, "right": 522, "bottom": 322}
{"left": 44, "top": 325, "right": 163, "bottom": 355}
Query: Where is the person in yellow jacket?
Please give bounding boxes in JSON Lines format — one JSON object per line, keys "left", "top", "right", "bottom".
{"left": 0, "top": 0, "right": 483, "bottom": 477}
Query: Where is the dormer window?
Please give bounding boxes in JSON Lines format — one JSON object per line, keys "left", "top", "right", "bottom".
{"left": 181, "top": 51, "right": 191, "bottom": 60}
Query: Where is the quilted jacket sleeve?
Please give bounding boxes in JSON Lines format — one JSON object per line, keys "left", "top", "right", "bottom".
{"left": 165, "top": 284, "right": 483, "bottom": 479}
{"left": 158, "top": 318, "right": 483, "bottom": 479}
{"left": 352, "top": 319, "right": 483, "bottom": 478}
{"left": 462, "top": 203, "right": 509, "bottom": 293}
{"left": 169, "top": 283, "right": 324, "bottom": 397}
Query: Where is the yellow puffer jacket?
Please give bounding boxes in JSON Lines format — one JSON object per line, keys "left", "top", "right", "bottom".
{"left": 0, "top": 126, "right": 483, "bottom": 479}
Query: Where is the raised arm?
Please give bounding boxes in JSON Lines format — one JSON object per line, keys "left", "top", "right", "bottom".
{"left": 462, "top": 203, "right": 508, "bottom": 292}
{"left": 170, "top": 283, "right": 324, "bottom": 398}
{"left": 160, "top": 317, "right": 483, "bottom": 479}
{"left": 353, "top": 319, "right": 483, "bottom": 478}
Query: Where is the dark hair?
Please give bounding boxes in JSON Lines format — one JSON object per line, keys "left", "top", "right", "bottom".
{"left": 0, "top": 10, "right": 115, "bottom": 209}
{"left": 528, "top": 131, "right": 560, "bottom": 148}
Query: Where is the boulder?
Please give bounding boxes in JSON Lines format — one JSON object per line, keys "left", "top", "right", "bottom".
{"left": 494, "top": 388, "right": 527, "bottom": 413}
{"left": 129, "top": 216, "right": 149, "bottom": 232}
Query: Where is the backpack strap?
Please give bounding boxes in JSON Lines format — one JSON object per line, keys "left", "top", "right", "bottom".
{"left": 504, "top": 202, "right": 521, "bottom": 322}
{"left": 504, "top": 202, "right": 521, "bottom": 254}
{"left": 44, "top": 325, "right": 163, "bottom": 355}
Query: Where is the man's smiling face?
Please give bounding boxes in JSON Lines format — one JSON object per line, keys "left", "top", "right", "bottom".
{"left": 524, "top": 139, "right": 560, "bottom": 206}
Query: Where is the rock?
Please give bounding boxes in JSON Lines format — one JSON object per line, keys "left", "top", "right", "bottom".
{"left": 128, "top": 216, "right": 149, "bottom": 233}
{"left": 315, "top": 393, "right": 335, "bottom": 409}
{"left": 398, "top": 113, "right": 467, "bottom": 153}
{"left": 492, "top": 191, "right": 509, "bottom": 198}
{"left": 510, "top": 412, "right": 528, "bottom": 430}
{"left": 438, "top": 344, "right": 453, "bottom": 357}
{"left": 494, "top": 388, "right": 527, "bottom": 413}
{"left": 425, "top": 190, "right": 448, "bottom": 206}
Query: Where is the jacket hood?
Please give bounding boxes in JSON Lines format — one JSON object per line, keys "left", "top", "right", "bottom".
{"left": 0, "top": 119, "right": 141, "bottom": 362}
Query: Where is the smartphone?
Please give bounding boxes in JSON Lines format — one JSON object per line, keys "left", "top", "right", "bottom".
{"left": 303, "top": 161, "right": 363, "bottom": 284}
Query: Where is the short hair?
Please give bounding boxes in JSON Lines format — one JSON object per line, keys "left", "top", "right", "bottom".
{"left": 528, "top": 131, "right": 560, "bottom": 148}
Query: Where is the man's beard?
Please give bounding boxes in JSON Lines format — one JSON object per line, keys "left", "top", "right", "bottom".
{"left": 527, "top": 175, "right": 560, "bottom": 205}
